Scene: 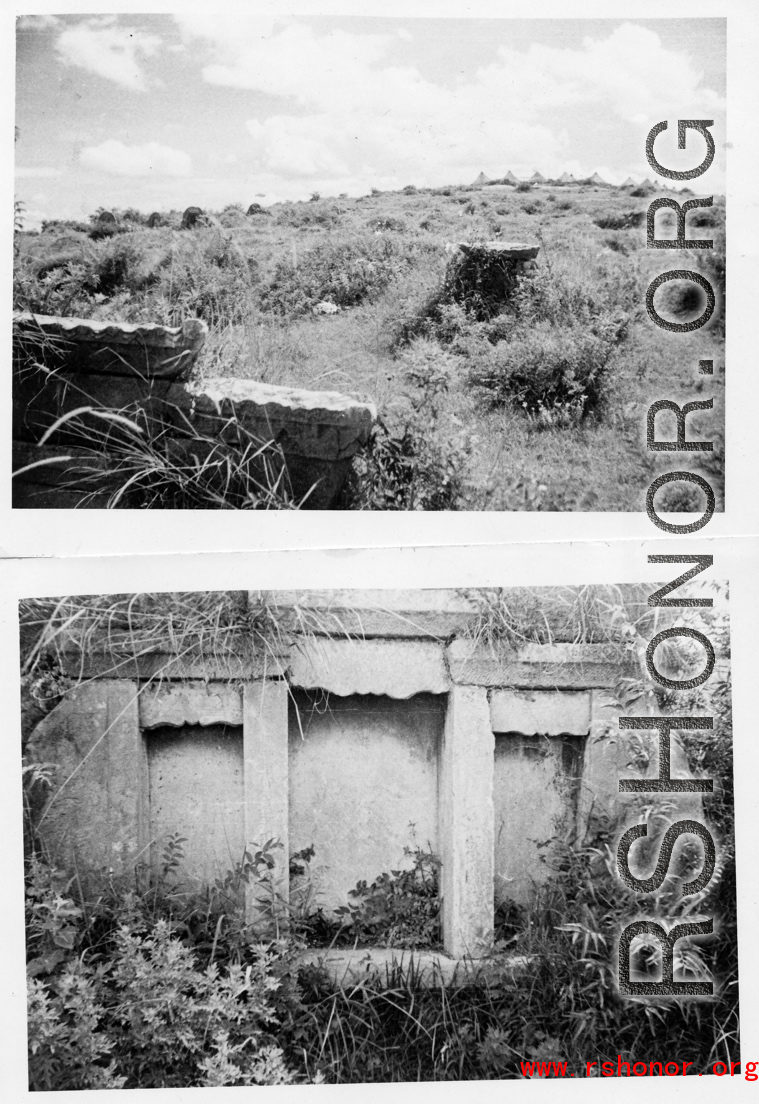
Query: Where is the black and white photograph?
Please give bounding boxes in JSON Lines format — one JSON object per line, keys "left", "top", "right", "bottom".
{"left": 18, "top": 580, "right": 737, "bottom": 1087}
{"left": 12, "top": 13, "right": 725, "bottom": 512}
{"left": 4, "top": 1, "right": 758, "bottom": 1098}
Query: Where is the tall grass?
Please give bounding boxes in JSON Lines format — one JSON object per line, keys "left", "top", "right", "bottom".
{"left": 14, "top": 185, "right": 725, "bottom": 510}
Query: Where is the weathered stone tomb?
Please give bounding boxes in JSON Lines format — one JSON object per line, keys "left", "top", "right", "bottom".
{"left": 25, "top": 589, "right": 700, "bottom": 964}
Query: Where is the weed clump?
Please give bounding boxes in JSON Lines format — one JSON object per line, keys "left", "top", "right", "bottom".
{"left": 346, "top": 339, "right": 476, "bottom": 509}
{"left": 469, "top": 322, "right": 622, "bottom": 424}
{"left": 25, "top": 856, "right": 299, "bottom": 1090}
{"left": 593, "top": 210, "right": 645, "bottom": 230}
{"left": 260, "top": 235, "right": 414, "bottom": 319}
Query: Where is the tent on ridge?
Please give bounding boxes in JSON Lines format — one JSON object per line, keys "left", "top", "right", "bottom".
{"left": 621, "top": 176, "right": 637, "bottom": 187}
{"left": 588, "top": 171, "right": 607, "bottom": 185}
{"left": 530, "top": 171, "right": 546, "bottom": 183}
{"left": 472, "top": 171, "right": 490, "bottom": 186}
{"left": 502, "top": 170, "right": 520, "bottom": 184}
{"left": 558, "top": 171, "right": 575, "bottom": 184}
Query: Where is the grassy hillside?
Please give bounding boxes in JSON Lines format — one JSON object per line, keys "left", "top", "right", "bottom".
{"left": 14, "top": 181, "right": 725, "bottom": 511}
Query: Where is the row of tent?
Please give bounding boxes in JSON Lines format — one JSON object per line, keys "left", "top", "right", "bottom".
{"left": 471, "top": 170, "right": 661, "bottom": 188}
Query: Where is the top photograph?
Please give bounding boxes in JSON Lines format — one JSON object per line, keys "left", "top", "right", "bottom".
{"left": 12, "top": 14, "right": 725, "bottom": 512}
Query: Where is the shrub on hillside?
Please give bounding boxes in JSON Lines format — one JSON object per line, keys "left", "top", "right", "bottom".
{"left": 346, "top": 339, "right": 475, "bottom": 509}
{"left": 40, "top": 218, "right": 91, "bottom": 235}
{"left": 275, "top": 201, "right": 341, "bottom": 229}
{"left": 468, "top": 320, "right": 620, "bottom": 424}
{"left": 593, "top": 209, "right": 645, "bottom": 230}
{"left": 260, "top": 235, "right": 415, "bottom": 319}
{"left": 86, "top": 235, "right": 165, "bottom": 296}
{"left": 25, "top": 857, "right": 298, "bottom": 1090}
{"left": 367, "top": 215, "right": 408, "bottom": 232}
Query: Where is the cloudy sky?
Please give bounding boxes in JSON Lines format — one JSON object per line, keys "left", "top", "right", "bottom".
{"left": 15, "top": 13, "right": 725, "bottom": 226}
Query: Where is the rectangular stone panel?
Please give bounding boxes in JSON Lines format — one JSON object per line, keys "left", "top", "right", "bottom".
{"left": 13, "top": 369, "right": 174, "bottom": 445}
{"left": 24, "top": 681, "right": 144, "bottom": 891}
{"left": 140, "top": 685, "right": 243, "bottom": 729}
{"left": 289, "top": 639, "right": 450, "bottom": 698}
{"left": 490, "top": 690, "right": 591, "bottom": 735}
{"left": 447, "top": 639, "right": 634, "bottom": 688}
{"left": 288, "top": 691, "right": 444, "bottom": 911}
{"left": 494, "top": 732, "right": 585, "bottom": 906}
{"left": 147, "top": 723, "right": 245, "bottom": 889}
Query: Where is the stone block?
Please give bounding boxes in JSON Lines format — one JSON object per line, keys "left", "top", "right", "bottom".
{"left": 140, "top": 685, "right": 243, "bottom": 729}
{"left": 172, "top": 377, "right": 376, "bottom": 507}
{"left": 13, "top": 368, "right": 174, "bottom": 445}
{"left": 439, "top": 685, "right": 494, "bottom": 958}
{"left": 25, "top": 681, "right": 145, "bottom": 891}
{"left": 55, "top": 648, "right": 285, "bottom": 681}
{"left": 14, "top": 313, "right": 207, "bottom": 380}
{"left": 12, "top": 442, "right": 115, "bottom": 508}
{"left": 447, "top": 639, "right": 633, "bottom": 688}
{"left": 178, "top": 377, "right": 376, "bottom": 459}
{"left": 243, "top": 681, "right": 289, "bottom": 932}
{"left": 490, "top": 690, "right": 591, "bottom": 735}
{"left": 298, "top": 948, "right": 534, "bottom": 989}
{"left": 289, "top": 638, "right": 450, "bottom": 697}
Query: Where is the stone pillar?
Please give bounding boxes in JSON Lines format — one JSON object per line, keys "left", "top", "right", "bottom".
{"left": 439, "top": 685, "right": 494, "bottom": 958}
{"left": 243, "top": 680, "right": 289, "bottom": 933}
{"left": 25, "top": 681, "right": 145, "bottom": 893}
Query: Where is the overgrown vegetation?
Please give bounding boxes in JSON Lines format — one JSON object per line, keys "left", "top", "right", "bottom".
{"left": 20, "top": 585, "right": 737, "bottom": 1085}
{"left": 14, "top": 181, "right": 725, "bottom": 510}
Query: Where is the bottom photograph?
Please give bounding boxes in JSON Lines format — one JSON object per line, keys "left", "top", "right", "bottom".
{"left": 20, "top": 585, "right": 736, "bottom": 1088}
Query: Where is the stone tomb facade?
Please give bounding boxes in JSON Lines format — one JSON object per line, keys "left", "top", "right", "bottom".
{"left": 27, "top": 591, "right": 696, "bottom": 960}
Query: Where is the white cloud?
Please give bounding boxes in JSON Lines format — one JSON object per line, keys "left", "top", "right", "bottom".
{"left": 15, "top": 167, "right": 63, "bottom": 179}
{"left": 176, "top": 16, "right": 389, "bottom": 109}
{"left": 484, "top": 24, "right": 724, "bottom": 125}
{"left": 17, "top": 15, "right": 61, "bottom": 31}
{"left": 80, "top": 140, "right": 192, "bottom": 177}
{"left": 55, "top": 20, "right": 162, "bottom": 91}
{"left": 181, "top": 18, "right": 722, "bottom": 192}
{"left": 247, "top": 117, "right": 350, "bottom": 177}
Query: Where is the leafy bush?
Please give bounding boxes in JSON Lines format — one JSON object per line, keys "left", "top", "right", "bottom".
{"left": 86, "top": 235, "right": 164, "bottom": 295}
{"left": 40, "top": 218, "right": 91, "bottom": 235}
{"left": 593, "top": 209, "right": 645, "bottom": 230}
{"left": 346, "top": 339, "right": 476, "bottom": 509}
{"left": 275, "top": 200, "right": 342, "bottom": 229}
{"left": 468, "top": 320, "right": 621, "bottom": 423}
{"left": 515, "top": 181, "right": 532, "bottom": 193}
{"left": 333, "top": 848, "right": 441, "bottom": 949}
{"left": 367, "top": 215, "right": 408, "bottom": 232}
{"left": 260, "top": 235, "right": 415, "bottom": 319}
{"left": 26, "top": 864, "right": 297, "bottom": 1089}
